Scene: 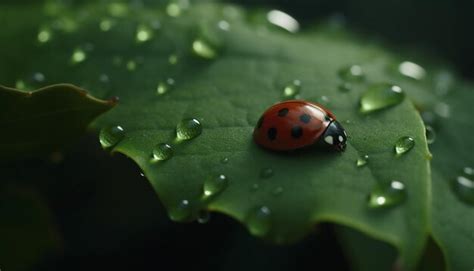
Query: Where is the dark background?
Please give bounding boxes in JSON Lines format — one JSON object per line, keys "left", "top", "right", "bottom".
{"left": 1, "top": 0, "right": 472, "bottom": 270}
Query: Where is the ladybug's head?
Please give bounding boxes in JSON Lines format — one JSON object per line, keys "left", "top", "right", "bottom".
{"left": 321, "top": 120, "right": 347, "bottom": 152}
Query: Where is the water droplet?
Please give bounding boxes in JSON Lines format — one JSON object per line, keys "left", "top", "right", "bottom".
{"left": 156, "top": 78, "right": 175, "bottom": 95}
{"left": 266, "top": 10, "right": 300, "bottom": 33}
{"left": 176, "top": 118, "right": 202, "bottom": 140}
{"left": 425, "top": 126, "right": 436, "bottom": 144}
{"left": 126, "top": 60, "right": 137, "bottom": 71}
{"left": 260, "top": 168, "right": 274, "bottom": 179}
{"left": 272, "top": 186, "right": 284, "bottom": 196}
{"left": 217, "top": 20, "right": 230, "bottom": 31}
{"left": 192, "top": 39, "right": 218, "bottom": 59}
{"left": 197, "top": 210, "right": 210, "bottom": 224}
{"left": 246, "top": 206, "right": 272, "bottom": 237}
{"left": 452, "top": 168, "right": 474, "bottom": 205}
{"left": 152, "top": 143, "right": 173, "bottom": 161}
{"left": 71, "top": 48, "right": 87, "bottom": 64}
{"left": 282, "top": 80, "right": 301, "bottom": 99}
{"left": 99, "top": 19, "right": 115, "bottom": 31}
{"left": 32, "top": 72, "right": 45, "bottom": 83}
{"left": 395, "top": 136, "right": 415, "bottom": 156}
{"left": 368, "top": 180, "right": 406, "bottom": 209}
{"left": 136, "top": 24, "right": 153, "bottom": 43}
{"left": 169, "top": 199, "right": 192, "bottom": 222}
{"left": 221, "top": 157, "right": 229, "bottom": 164}
{"left": 434, "top": 102, "right": 450, "bottom": 118}
{"left": 360, "top": 83, "right": 405, "bottom": 113}
{"left": 356, "top": 155, "right": 369, "bottom": 167}
{"left": 203, "top": 174, "right": 228, "bottom": 198}
{"left": 99, "top": 125, "right": 125, "bottom": 149}
{"left": 168, "top": 54, "right": 179, "bottom": 65}
{"left": 37, "top": 27, "right": 52, "bottom": 43}
{"left": 338, "top": 82, "right": 352, "bottom": 92}
{"left": 166, "top": 0, "right": 189, "bottom": 17}
{"left": 339, "top": 65, "right": 365, "bottom": 81}
{"left": 398, "top": 61, "right": 426, "bottom": 80}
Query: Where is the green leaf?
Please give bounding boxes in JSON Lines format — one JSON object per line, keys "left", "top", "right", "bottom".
{"left": 0, "top": 84, "right": 115, "bottom": 160}
{"left": 0, "top": 2, "right": 432, "bottom": 269}
{"left": 429, "top": 82, "right": 474, "bottom": 270}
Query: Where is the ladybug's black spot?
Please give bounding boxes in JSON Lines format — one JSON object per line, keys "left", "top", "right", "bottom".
{"left": 257, "top": 116, "right": 264, "bottom": 129}
{"left": 277, "top": 108, "right": 289, "bottom": 117}
{"left": 300, "top": 114, "right": 311, "bottom": 123}
{"left": 267, "top": 127, "right": 277, "bottom": 141}
{"left": 291, "top": 126, "right": 303, "bottom": 139}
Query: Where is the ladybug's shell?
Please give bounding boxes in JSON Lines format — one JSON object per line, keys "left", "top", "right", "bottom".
{"left": 253, "top": 100, "right": 335, "bottom": 151}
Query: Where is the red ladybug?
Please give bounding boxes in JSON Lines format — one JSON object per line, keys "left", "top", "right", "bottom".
{"left": 253, "top": 100, "right": 347, "bottom": 152}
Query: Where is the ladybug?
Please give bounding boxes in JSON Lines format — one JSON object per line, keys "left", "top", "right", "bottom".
{"left": 253, "top": 100, "right": 347, "bottom": 152}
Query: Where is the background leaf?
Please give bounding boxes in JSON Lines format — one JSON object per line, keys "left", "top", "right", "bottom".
{"left": 0, "top": 84, "right": 115, "bottom": 160}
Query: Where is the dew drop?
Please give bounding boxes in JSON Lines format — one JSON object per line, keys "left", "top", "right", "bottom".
{"left": 99, "top": 19, "right": 114, "bottom": 32}
{"left": 203, "top": 174, "right": 228, "bottom": 198}
{"left": 217, "top": 20, "right": 230, "bottom": 31}
{"left": 152, "top": 143, "right": 173, "bottom": 161}
{"left": 266, "top": 10, "right": 300, "bottom": 33}
{"left": 260, "top": 168, "right": 274, "bottom": 179}
{"left": 368, "top": 180, "right": 406, "bottom": 209}
{"left": 360, "top": 83, "right": 405, "bottom": 113}
{"left": 32, "top": 72, "right": 45, "bottom": 83}
{"left": 136, "top": 24, "right": 153, "bottom": 43}
{"left": 356, "top": 155, "right": 369, "bottom": 167}
{"left": 338, "top": 82, "right": 352, "bottom": 92}
{"left": 99, "top": 125, "right": 125, "bottom": 149}
{"left": 272, "top": 186, "right": 284, "bottom": 196}
{"left": 452, "top": 168, "right": 474, "bottom": 205}
{"left": 197, "top": 210, "right": 211, "bottom": 224}
{"left": 338, "top": 65, "right": 365, "bottom": 81}
{"left": 394, "top": 136, "right": 415, "bottom": 155}
{"left": 425, "top": 126, "right": 436, "bottom": 144}
{"left": 37, "top": 27, "right": 52, "bottom": 43}
{"left": 192, "top": 39, "right": 218, "bottom": 59}
{"left": 282, "top": 80, "right": 301, "bottom": 99}
{"left": 168, "top": 54, "right": 179, "bottom": 65}
{"left": 221, "top": 157, "right": 229, "bottom": 164}
{"left": 71, "top": 48, "right": 87, "bottom": 64}
{"left": 246, "top": 206, "right": 272, "bottom": 237}
{"left": 157, "top": 78, "right": 175, "bottom": 95}
{"left": 176, "top": 118, "right": 202, "bottom": 140}
{"left": 398, "top": 61, "right": 426, "bottom": 80}
{"left": 169, "top": 199, "right": 192, "bottom": 222}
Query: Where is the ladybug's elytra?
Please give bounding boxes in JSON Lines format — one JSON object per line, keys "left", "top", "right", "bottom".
{"left": 253, "top": 100, "right": 347, "bottom": 152}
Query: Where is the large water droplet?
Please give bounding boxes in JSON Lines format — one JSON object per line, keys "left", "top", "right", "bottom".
{"left": 197, "top": 210, "right": 211, "bottom": 224}
{"left": 136, "top": 24, "right": 153, "bottom": 43}
{"left": 266, "top": 10, "right": 300, "bottom": 33}
{"left": 192, "top": 39, "right": 218, "bottom": 59}
{"left": 203, "top": 174, "right": 228, "bottom": 197}
{"left": 71, "top": 48, "right": 87, "bottom": 64}
{"left": 339, "top": 65, "right": 365, "bottom": 81}
{"left": 157, "top": 78, "right": 175, "bottom": 95}
{"left": 176, "top": 118, "right": 202, "bottom": 140}
{"left": 260, "top": 168, "right": 274, "bottom": 179}
{"left": 368, "top": 180, "right": 406, "bottom": 209}
{"left": 152, "top": 143, "right": 173, "bottom": 161}
{"left": 282, "top": 80, "right": 301, "bottom": 99}
{"left": 395, "top": 136, "right": 415, "bottom": 155}
{"left": 398, "top": 61, "right": 426, "bottom": 80}
{"left": 169, "top": 199, "right": 192, "bottom": 222}
{"left": 356, "top": 155, "right": 369, "bottom": 167}
{"left": 360, "top": 83, "right": 405, "bottom": 113}
{"left": 99, "top": 125, "right": 125, "bottom": 148}
{"left": 452, "top": 168, "right": 474, "bottom": 205}
{"left": 425, "top": 126, "right": 436, "bottom": 144}
{"left": 246, "top": 206, "right": 272, "bottom": 237}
